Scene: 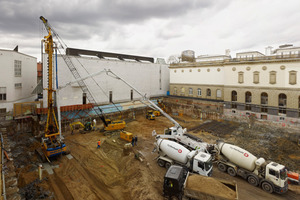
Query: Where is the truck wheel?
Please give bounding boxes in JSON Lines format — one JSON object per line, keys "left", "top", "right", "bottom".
{"left": 157, "top": 159, "right": 165, "bottom": 167}
{"left": 227, "top": 167, "right": 237, "bottom": 176}
{"left": 217, "top": 163, "right": 227, "bottom": 172}
{"left": 165, "top": 162, "right": 171, "bottom": 169}
{"left": 262, "top": 182, "right": 273, "bottom": 193}
{"left": 247, "top": 175, "right": 259, "bottom": 186}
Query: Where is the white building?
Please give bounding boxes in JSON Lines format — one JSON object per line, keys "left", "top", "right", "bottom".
{"left": 0, "top": 48, "right": 37, "bottom": 113}
{"left": 42, "top": 48, "right": 169, "bottom": 107}
{"left": 170, "top": 44, "right": 300, "bottom": 126}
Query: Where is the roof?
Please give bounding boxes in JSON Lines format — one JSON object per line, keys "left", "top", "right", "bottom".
{"left": 0, "top": 48, "right": 37, "bottom": 59}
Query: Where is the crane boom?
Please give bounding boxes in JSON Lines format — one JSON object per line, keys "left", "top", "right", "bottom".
{"left": 105, "top": 69, "right": 182, "bottom": 130}
{"left": 39, "top": 16, "right": 108, "bottom": 127}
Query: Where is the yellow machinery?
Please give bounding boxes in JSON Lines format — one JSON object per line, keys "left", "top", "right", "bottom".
{"left": 39, "top": 16, "right": 66, "bottom": 161}
{"left": 70, "top": 121, "right": 94, "bottom": 134}
{"left": 104, "top": 119, "right": 126, "bottom": 131}
{"left": 146, "top": 110, "right": 156, "bottom": 120}
{"left": 120, "top": 131, "right": 133, "bottom": 142}
{"left": 153, "top": 110, "right": 161, "bottom": 117}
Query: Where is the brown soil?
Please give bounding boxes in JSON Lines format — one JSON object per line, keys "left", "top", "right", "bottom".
{"left": 9, "top": 114, "right": 300, "bottom": 199}
{"left": 186, "top": 174, "right": 237, "bottom": 199}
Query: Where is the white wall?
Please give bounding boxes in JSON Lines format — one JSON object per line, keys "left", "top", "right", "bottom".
{"left": 43, "top": 55, "right": 169, "bottom": 107}
{"left": 224, "top": 62, "right": 300, "bottom": 88}
{"left": 0, "top": 49, "right": 37, "bottom": 111}
{"left": 170, "top": 66, "right": 224, "bottom": 85}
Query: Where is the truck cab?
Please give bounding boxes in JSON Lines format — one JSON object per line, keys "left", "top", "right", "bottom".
{"left": 163, "top": 165, "right": 188, "bottom": 199}
{"left": 192, "top": 152, "right": 213, "bottom": 177}
{"left": 265, "top": 162, "right": 288, "bottom": 193}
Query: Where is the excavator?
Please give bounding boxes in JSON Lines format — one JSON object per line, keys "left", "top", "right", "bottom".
{"left": 70, "top": 121, "right": 94, "bottom": 134}
{"left": 40, "top": 16, "right": 125, "bottom": 137}
{"left": 37, "top": 16, "right": 66, "bottom": 162}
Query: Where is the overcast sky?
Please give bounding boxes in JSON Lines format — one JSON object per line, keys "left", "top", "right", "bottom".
{"left": 1, "top": 0, "right": 300, "bottom": 62}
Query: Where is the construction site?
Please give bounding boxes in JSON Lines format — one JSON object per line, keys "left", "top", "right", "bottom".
{"left": 0, "top": 16, "right": 300, "bottom": 200}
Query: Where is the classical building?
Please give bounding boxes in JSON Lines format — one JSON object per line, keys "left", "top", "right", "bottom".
{"left": 0, "top": 47, "right": 37, "bottom": 113}
{"left": 170, "top": 45, "right": 300, "bottom": 126}
{"left": 42, "top": 47, "right": 169, "bottom": 107}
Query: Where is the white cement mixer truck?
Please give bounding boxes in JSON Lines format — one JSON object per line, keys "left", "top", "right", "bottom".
{"left": 155, "top": 138, "right": 213, "bottom": 176}
{"left": 216, "top": 141, "right": 288, "bottom": 194}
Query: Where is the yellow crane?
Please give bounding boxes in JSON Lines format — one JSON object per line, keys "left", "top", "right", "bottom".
{"left": 38, "top": 16, "right": 66, "bottom": 161}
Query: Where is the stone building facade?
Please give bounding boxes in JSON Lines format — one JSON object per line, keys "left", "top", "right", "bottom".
{"left": 170, "top": 45, "right": 300, "bottom": 126}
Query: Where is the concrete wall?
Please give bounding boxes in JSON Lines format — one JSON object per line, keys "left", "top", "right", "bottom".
{"left": 0, "top": 49, "right": 37, "bottom": 112}
{"left": 43, "top": 55, "right": 169, "bottom": 107}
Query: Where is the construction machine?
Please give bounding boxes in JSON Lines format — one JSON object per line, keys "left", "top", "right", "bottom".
{"left": 40, "top": 16, "right": 126, "bottom": 136}
{"left": 146, "top": 110, "right": 156, "bottom": 120}
{"left": 70, "top": 121, "right": 94, "bottom": 134}
{"left": 38, "top": 16, "right": 66, "bottom": 162}
{"left": 120, "top": 130, "right": 133, "bottom": 142}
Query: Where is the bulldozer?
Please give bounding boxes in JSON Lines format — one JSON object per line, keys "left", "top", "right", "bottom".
{"left": 70, "top": 121, "right": 94, "bottom": 134}
{"left": 146, "top": 110, "right": 156, "bottom": 120}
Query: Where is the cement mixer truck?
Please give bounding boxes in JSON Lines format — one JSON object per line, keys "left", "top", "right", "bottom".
{"left": 216, "top": 141, "right": 288, "bottom": 194}
{"left": 155, "top": 138, "right": 213, "bottom": 177}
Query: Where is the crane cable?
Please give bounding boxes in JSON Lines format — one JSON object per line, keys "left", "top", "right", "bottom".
{"left": 42, "top": 21, "right": 123, "bottom": 118}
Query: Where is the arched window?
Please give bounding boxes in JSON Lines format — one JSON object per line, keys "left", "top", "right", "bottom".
{"left": 298, "top": 96, "right": 300, "bottom": 117}
{"left": 245, "top": 91, "right": 252, "bottom": 111}
{"left": 245, "top": 91, "right": 252, "bottom": 103}
{"left": 189, "top": 88, "right": 193, "bottom": 95}
{"left": 206, "top": 89, "right": 211, "bottom": 97}
{"left": 261, "top": 92, "right": 268, "bottom": 113}
{"left": 197, "top": 88, "right": 201, "bottom": 96}
{"left": 231, "top": 91, "right": 237, "bottom": 102}
{"left": 278, "top": 93, "right": 287, "bottom": 114}
{"left": 181, "top": 87, "right": 185, "bottom": 96}
{"left": 216, "top": 89, "right": 222, "bottom": 98}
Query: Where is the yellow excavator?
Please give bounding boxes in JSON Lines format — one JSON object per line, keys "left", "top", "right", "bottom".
{"left": 70, "top": 121, "right": 94, "bottom": 134}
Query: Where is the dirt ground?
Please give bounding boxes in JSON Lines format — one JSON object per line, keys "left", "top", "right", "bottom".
{"left": 7, "top": 114, "right": 300, "bottom": 200}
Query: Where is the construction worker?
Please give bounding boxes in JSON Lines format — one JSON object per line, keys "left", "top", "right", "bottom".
{"left": 97, "top": 139, "right": 101, "bottom": 149}
{"left": 134, "top": 135, "right": 138, "bottom": 146}
{"left": 93, "top": 119, "right": 97, "bottom": 130}
{"left": 131, "top": 137, "right": 134, "bottom": 147}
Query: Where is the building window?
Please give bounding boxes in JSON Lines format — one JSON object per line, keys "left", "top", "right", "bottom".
{"left": 289, "top": 71, "right": 297, "bottom": 85}
{"left": 189, "top": 88, "right": 193, "bottom": 95}
{"left": 206, "top": 89, "right": 211, "bottom": 97}
{"left": 197, "top": 88, "right": 201, "bottom": 96}
{"left": 181, "top": 87, "right": 185, "bottom": 95}
{"left": 261, "top": 92, "right": 268, "bottom": 113}
{"left": 231, "top": 91, "right": 237, "bottom": 102}
{"left": 130, "top": 89, "right": 133, "bottom": 100}
{"left": 83, "top": 93, "right": 87, "bottom": 104}
{"left": 238, "top": 72, "right": 244, "bottom": 83}
{"left": 253, "top": 71, "right": 259, "bottom": 84}
{"left": 278, "top": 93, "right": 287, "bottom": 114}
{"left": 245, "top": 91, "right": 252, "bottom": 111}
{"left": 0, "top": 87, "right": 6, "bottom": 100}
{"left": 216, "top": 89, "right": 222, "bottom": 98}
{"left": 15, "top": 83, "right": 22, "bottom": 88}
{"left": 174, "top": 87, "right": 177, "bottom": 95}
{"left": 0, "top": 108, "right": 6, "bottom": 114}
{"left": 269, "top": 71, "right": 277, "bottom": 84}
{"left": 298, "top": 96, "right": 300, "bottom": 117}
{"left": 109, "top": 91, "right": 113, "bottom": 103}
{"left": 14, "top": 60, "right": 22, "bottom": 77}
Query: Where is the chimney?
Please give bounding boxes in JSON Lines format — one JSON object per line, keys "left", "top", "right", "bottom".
{"left": 13, "top": 45, "right": 18, "bottom": 52}
{"left": 265, "top": 46, "right": 273, "bottom": 56}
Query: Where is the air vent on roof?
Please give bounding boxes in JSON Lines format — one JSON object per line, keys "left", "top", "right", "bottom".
{"left": 271, "top": 163, "right": 278, "bottom": 167}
